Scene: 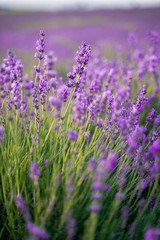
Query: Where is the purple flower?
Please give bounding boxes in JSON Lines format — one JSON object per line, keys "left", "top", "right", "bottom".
{"left": 90, "top": 204, "right": 102, "bottom": 213}
{"left": 154, "top": 115, "right": 160, "bottom": 126}
{"left": 146, "top": 108, "right": 157, "bottom": 123}
{"left": 149, "top": 140, "right": 160, "bottom": 159}
{"left": 75, "top": 42, "right": 91, "bottom": 68}
{"left": 145, "top": 228, "right": 160, "bottom": 240}
{"left": 122, "top": 205, "right": 129, "bottom": 219}
{"left": 8, "top": 115, "right": 13, "bottom": 121}
{"left": 31, "top": 135, "right": 34, "bottom": 140}
{"left": 48, "top": 96, "right": 62, "bottom": 111}
{"left": 115, "top": 192, "right": 125, "bottom": 201}
{"left": 10, "top": 59, "right": 22, "bottom": 110}
{"left": 32, "top": 86, "right": 40, "bottom": 110}
{"left": 44, "top": 51, "right": 57, "bottom": 78}
{"left": 34, "top": 30, "right": 46, "bottom": 60}
{"left": 121, "top": 205, "right": 129, "bottom": 228}
{"left": 127, "top": 126, "right": 147, "bottom": 155}
{"left": 106, "top": 152, "right": 118, "bottom": 172}
{"left": 148, "top": 55, "right": 158, "bottom": 73}
{"left": 91, "top": 193, "right": 102, "bottom": 200}
{"left": 90, "top": 156, "right": 110, "bottom": 213}
{"left": 44, "top": 159, "right": 48, "bottom": 164}
{"left": 39, "top": 75, "right": 47, "bottom": 105}
{"left": 149, "top": 31, "right": 159, "bottom": 45}
{"left": 92, "top": 181, "right": 104, "bottom": 191}
{"left": 95, "top": 119, "right": 104, "bottom": 127}
{"left": 67, "top": 42, "right": 91, "bottom": 87}
{"left": 14, "top": 195, "right": 31, "bottom": 222}
{"left": 66, "top": 176, "right": 74, "bottom": 200}
{"left": 34, "top": 66, "right": 43, "bottom": 73}
{"left": 131, "top": 85, "right": 148, "bottom": 118}
{"left": 29, "top": 162, "right": 41, "bottom": 186}
{"left": 66, "top": 210, "right": 76, "bottom": 238}
{"left": 67, "top": 130, "right": 78, "bottom": 141}
{"left": 0, "top": 125, "right": 4, "bottom": 142}
{"left": 26, "top": 222, "right": 49, "bottom": 239}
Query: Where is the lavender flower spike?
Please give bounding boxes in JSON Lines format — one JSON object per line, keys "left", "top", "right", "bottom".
{"left": 34, "top": 30, "right": 46, "bottom": 61}
{"left": 29, "top": 162, "right": 41, "bottom": 186}
{"left": 67, "top": 130, "right": 78, "bottom": 141}
{"left": 26, "top": 222, "right": 49, "bottom": 239}
{"left": 66, "top": 210, "right": 76, "bottom": 238}
{"left": 67, "top": 42, "right": 91, "bottom": 86}
{"left": 0, "top": 125, "right": 4, "bottom": 142}
{"left": 14, "top": 194, "right": 31, "bottom": 222}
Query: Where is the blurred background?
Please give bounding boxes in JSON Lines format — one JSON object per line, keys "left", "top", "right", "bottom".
{"left": 0, "top": 0, "right": 160, "bottom": 75}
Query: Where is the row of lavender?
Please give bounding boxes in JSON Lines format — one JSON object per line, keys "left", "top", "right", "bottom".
{"left": 0, "top": 9, "right": 160, "bottom": 61}
{"left": 0, "top": 30, "right": 160, "bottom": 240}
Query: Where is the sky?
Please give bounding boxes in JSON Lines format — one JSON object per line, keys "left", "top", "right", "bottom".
{"left": 0, "top": 0, "right": 160, "bottom": 10}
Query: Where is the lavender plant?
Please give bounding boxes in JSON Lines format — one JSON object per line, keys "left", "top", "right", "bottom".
{"left": 0, "top": 30, "right": 160, "bottom": 240}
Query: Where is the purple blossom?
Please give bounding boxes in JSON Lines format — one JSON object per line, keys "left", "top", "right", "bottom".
{"left": 8, "top": 115, "right": 13, "bottom": 121}
{"left": 48, "top": 96, "right": 62, "bottom": 111}
{"left": 66, "top": 210, "right": 76, "bottom": 238}
{"left": 14, "top": 195, "right": 31, "bottom": 222}
{"left": 148, "top": 55, "right": 158, "bottom": 73}
{"left": 34, "top": 30, "right": 46, "bottom": 60}
{"left": 67, "top": 42, "right": 91, "bottom": 87}
{"left": 34, "top": 66, "right": 43, "bottom": 73}
{"left": 90, "top": 155, "right": 110, "bottom": 213}
{"left": 127, "top": 126, "right": 147, "bottom": 155}
{"left": 146, "top": 108, "right": 157, "bottom": 123}
{"left": 149, "top": 31, "right": 159, "bottom": 45}
{"left": 39, "top": 75, "right": 47, "bottom": 105}
{"left": 95, "top": 119, "right": 104, "bottom": 127}
{"left": 26, "top": 222, "right": 49, "bottom": 239}
{"left": 145, "top": 228, "right": 160, "bottom": 240}
{"left": 67, "top": 130, "right": 78, "bottom": 141}
{"left": 117, "top": 163, "right": 127, "bottom": 188}
{"left": 0, "top": 125, "right": 4, "bottom": 142}
{"left": 149, "top": 140, "right": 160, "bottom": 159}
{"left": 122, "top": 205, "right": 129, "bottom": 219}
{"left": 92, "top": 181, "right": 104, "bottom": 191}
{"left": 44, "top": 159, "right": 48, "bottom": 164}
{"left": 44, "top": 51, "right": 57, "bottom": 78}
{"left": 9, "top": 58, "right": 23, "bottom": 111}
{"left": 91, "top": 193, "right": 102, "bottom": 200}
{"left": 131, "top": 86, "right": 148, "bottom": 118}
{"left": 115, "top": 192, "right": 125, "bottom": 201}
{"left": 154, "top": 115, "right": 160, "bottom": 126}
{"left": 90, "top": 204, "right": 102, "bottom": 213}
{"left": 32, "top": 86, "right": 40, "bottom": 110}
{"left": 29, "top": 162, "right": 41, "bottom": 186}
{"left": 122, "top": 205, "right": 129, "bottom": 228}
{"left": 66, "top": 176, "right": 74, "bottom": 200}
{"left": 106, "top": 152, "right": 118, "bottom": 172}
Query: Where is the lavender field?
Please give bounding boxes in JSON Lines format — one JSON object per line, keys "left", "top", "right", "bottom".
{"left": 0, "top": 8, "right": 160, "bottom": 240}
{"left": 0, "top": 8, "right": 160, "bottom": 67}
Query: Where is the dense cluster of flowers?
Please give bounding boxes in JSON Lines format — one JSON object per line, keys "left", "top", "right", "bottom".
{"left": 0, "top": 30, "right": 160, "bottom": 240}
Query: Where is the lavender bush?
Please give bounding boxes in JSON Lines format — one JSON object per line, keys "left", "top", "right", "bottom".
{"left": 0, "top": 30, "right": 160, "bottom": 240}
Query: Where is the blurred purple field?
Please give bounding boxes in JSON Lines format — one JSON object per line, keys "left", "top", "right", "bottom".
{"left": 0, "top": 8, "right": 160, "bottom": 72}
